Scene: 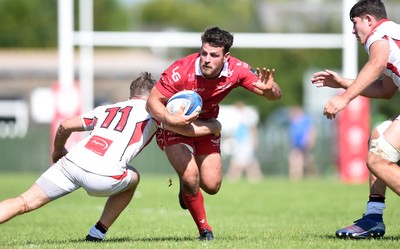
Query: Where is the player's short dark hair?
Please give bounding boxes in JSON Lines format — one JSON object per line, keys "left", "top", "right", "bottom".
{"left": 350, "top": 0, "right": 387, "bottom": 21}
{"left": 201, "top": 26, "right": 234, "bottom": 54}
{"left": 129, "top": 72, "right": 155, "bottom": 98}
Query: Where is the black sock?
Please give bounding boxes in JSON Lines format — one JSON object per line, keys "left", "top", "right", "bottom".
{"left": 95, "top": 221, "right": 108, "bottom": 234}
{"left": 368, "top": 194, "right": 385, "bottom": 203}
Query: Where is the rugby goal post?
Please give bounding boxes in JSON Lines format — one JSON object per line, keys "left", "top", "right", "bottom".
{"left": 58, "top": 0, "right": 368, "bottom": 183}
{"left": 58, "top": 0, "right": 358, "bottom": 113}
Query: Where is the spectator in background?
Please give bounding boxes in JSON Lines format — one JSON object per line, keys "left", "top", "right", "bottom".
{"left": 288, "top": 106, "right": 318, "bottom": 181}
{"left": 226, "top": 101, "right": 262, "bottom": 182}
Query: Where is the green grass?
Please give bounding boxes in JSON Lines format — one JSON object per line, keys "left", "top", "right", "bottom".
{"left": 1, "top": 173, "right": 400, "bottom": 249}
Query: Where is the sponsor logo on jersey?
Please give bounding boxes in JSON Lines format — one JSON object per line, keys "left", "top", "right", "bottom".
{"left": 85, "top": 135, "right": 113, "bottom": 156}
{"left": 216, "top": 82, "right": 233, "bottom": 91}
{"left": 194, "top": 88, "right": 206, "bottom": 93}
{"left": 211, "top": 137, "right": 220, "bottom": 144}
{"left": 171, "top": 66, "right": 181, "bottom": 82}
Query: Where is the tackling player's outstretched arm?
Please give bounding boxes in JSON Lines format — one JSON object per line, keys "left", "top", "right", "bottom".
{"left": 164, "top": 118, "right": 221, "bottom": 137}
{"left": 52, "top": 115, "right": 85, "bottom": 163}
{"left": 341, "top": 40, "right": 389, "bottom": 102}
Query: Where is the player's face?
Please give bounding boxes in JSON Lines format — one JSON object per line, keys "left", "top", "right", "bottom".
{"left": 199, "top": 43, "right": 230, "bottom": 79}
{"left": 351, "top": 16, "right": 372, "bottom": 45}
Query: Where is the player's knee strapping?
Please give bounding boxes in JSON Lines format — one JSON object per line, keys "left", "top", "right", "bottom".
{"left": 18, "top": 195, "right": 31, "bottom": 213}
{"left": 370, "top": 135, "right": 400, "bottom": 163}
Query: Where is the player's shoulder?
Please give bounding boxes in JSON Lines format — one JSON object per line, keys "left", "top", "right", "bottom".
{"left": 93, "top": 99, "right": 132, "bottom": 112}
{"left": 176, "top": 53, "right": 199, "bottom": 62}
{"left": 228, "top": 56, "right": 258, "bottom": 77}
{"left": 229, "top": 56, "right": 251, "bottom": 69}
{"left": 164, "top": 53, "right": 198, "bottom": 81}
{"left": 378, "top": 20, "right": 399, "bottom": 30}
{"left": 101, "top": 99, "right": 129, "bottom": 108}
{"left": 369, "top": 20, "right": 398, "bottom": 41}
{"left": 171, "top": 53, "right": 198, "bottom": 70}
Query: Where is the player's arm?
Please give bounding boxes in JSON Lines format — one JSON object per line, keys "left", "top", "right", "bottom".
{"left": 341, "top": 40, "right": 390, "bottom": 102}
{"left": 312, "top": 70, "right": 396, "bottom": 99}
{"left": 311, "top": 69, "right": 354, "bottom": 89}
{"left": 322, "top": 40, "right": 391, "bottom": 119}
{"left": 146, "top": 86, "right": 198, "bottom": 126}
{"left": 163, "top": 118, "right": 221, "bottom": 137}
{"left": 52, "top": 115, "right": 85, "bottom": 163}
{"left": 355, "top": 74, "right": 397, "bottom": 99}
{"left": 252, "top": 68, "right": 282, "bottom": 100}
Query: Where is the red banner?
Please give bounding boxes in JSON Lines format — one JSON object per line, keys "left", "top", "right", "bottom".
{"left": 50, "top": 82, "right": 82, "bottom": 163}
{"left": 337, "top": 96, "right": 370, "bottom": 183}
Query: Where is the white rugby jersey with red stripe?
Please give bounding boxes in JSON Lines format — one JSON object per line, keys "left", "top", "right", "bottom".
{"left": 66, "top": 98, "right": 158, "bottom": 176}
{"left": 365, "top": 19, "right": 400, "bottom": 86}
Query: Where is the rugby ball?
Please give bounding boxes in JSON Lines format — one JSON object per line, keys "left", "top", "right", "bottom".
{"left": 166, "top": 90, "right": 202, "bottom": 115}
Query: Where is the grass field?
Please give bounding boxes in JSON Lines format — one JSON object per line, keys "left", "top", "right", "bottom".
{"left": 1, "top": 173, "right": 400, "bottom": 249}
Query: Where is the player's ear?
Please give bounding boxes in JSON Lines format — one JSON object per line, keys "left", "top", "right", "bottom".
{"left": 364, "top": 14, "right": 373, "bottom": 26}
{"left": 223, "top": 52, "right": 230, "bottom": 63}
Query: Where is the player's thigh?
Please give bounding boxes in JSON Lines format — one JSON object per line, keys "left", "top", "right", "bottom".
{"left": 196, "top": 153, "right": 222, "bottom": 194}
{"left": 81, "top": 169, "right": 135, "bottom": 197}
{"left": 369, "top": 118, "right": 400, "bottom": 164}
{"left": 125, "top": 166, "right": 140, "bottom": 189}
{"left": 382, "top": 118, "right": 400, "bottom": 150}
{"left": 36, "top": 158, "right": 78, "bottom": 201}
{"left": 165, "top": 143, "right": 198, "bottom": 178}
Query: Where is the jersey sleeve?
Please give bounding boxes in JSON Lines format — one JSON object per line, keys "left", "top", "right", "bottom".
{"left": 155, "top": 58, "right": 191, "bottom": 100}
{"left": 364, "top": 23, "right": 390, "bottom": 53}
{"left": 80, "top": 107, "right": 100, "bottom": 131}
{"left": 237, "top": 61, "right": 258, "bottom": 92}
{"left": 155, "top": 70, "right": 180, "bottom": 100}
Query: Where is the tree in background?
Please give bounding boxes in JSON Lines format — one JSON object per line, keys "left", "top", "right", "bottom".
{"left": 0, "top": 0, "right": 128, "bottom": 47}
{"left": 0, "top": 0, "right": 57, "bottom": 47}
{"left": 0, "top": 0, "right": 396, "bottom": 120}
{"left": 139, "top": 0, "right": 261, "bottom": 32}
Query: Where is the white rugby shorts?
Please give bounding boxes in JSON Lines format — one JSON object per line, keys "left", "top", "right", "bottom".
{"left": 35, "top": 157, "right": 134, "bottom": 200}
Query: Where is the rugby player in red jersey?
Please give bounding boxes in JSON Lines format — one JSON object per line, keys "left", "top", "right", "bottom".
{"left": 146, "top": 26, "right": 282, "bottom": 240}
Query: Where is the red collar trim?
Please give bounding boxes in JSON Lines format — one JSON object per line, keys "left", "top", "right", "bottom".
{"left": 364, "top": 19, "right": 390, "bottom": 45}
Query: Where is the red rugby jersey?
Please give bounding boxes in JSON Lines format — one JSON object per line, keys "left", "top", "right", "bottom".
{"left": 155, "top": 53, "right": 258, "bottom": 119}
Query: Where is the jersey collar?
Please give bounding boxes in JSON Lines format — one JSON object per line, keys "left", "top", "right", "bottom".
{"left": 129, "top": 97, "right": 147, "bottom": 101}
{"left": 195, "top": 57, "right": 229, "bottom": 78}
{"left": 365, "top": 18, "right": 389, "bottom": 45}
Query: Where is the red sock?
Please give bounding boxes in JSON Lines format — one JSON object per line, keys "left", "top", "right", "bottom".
{"left": 182, "top": 190, "right": 212, "bottom": 233}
